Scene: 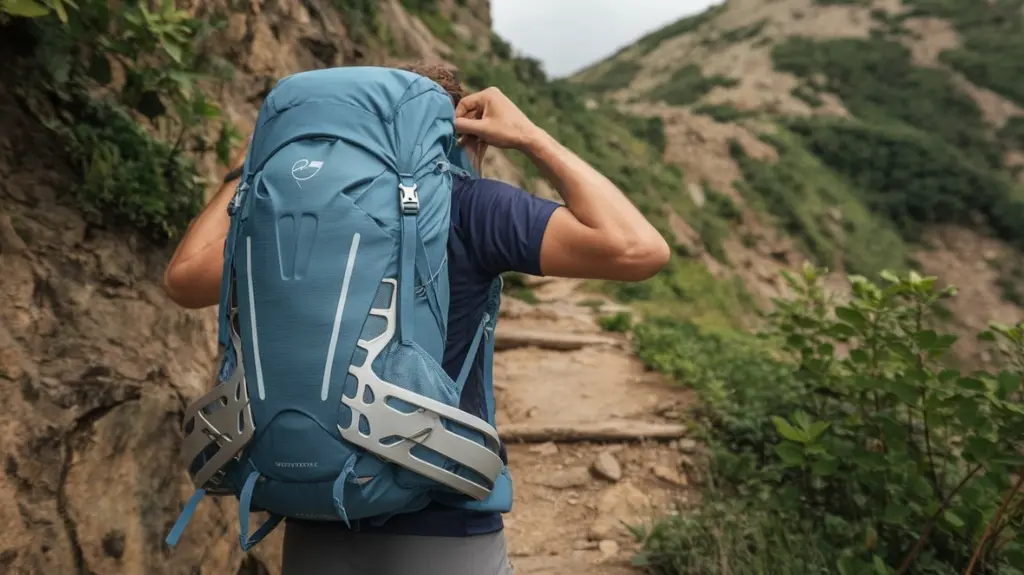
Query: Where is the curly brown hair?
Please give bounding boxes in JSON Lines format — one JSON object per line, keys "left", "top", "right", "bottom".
{"left": 396, "top": 61, "right": 468, "bottom": 107}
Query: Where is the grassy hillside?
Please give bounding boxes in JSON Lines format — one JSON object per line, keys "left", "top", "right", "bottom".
{"left": 573, "top": 0, "right": 1024, "bottom": 573}
{"left": 574, "top": 0, "right": 1024, "bottom": 281}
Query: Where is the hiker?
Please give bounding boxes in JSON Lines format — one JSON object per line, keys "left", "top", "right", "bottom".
{"left": 163, "top": 64, "right": 668, "bottom": 575}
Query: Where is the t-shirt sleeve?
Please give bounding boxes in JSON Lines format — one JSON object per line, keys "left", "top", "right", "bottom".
{"left": 457, "top": 177, "right": 561, "bottom": 277}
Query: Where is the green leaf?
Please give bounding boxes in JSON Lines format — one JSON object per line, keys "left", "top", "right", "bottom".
{"left": 956, "top": 376, "right": 987, "bottom": 393}
{"left": 879, "top": 270, "right": 900, "bottom": 284}
{"left": 772, "top": 416, "right": 807, "bottom": 443}
{"left": 160, "top": 38, "right": 184, "bottom": 63}
{"left": 887, "top": 379, "right": 919, "bottom": 405}
{"left": 807, "top": 420, "right": 831, "bottom": 441}
{"left": 850, "top": 349, "right": 870, "bottom": 365}
{"left": 1, "top": 0, "right": 50, "bottom": 17}
{"left": 943, "top": 509, "right": 965, "bottom": 529}
{"left": 883, "top": 502, "right": 909, "bottom": 524}
{"left": 811, "top": 456, "right": 840, "bottom": 476}
{"left": 775, "top": 441, "right": 806, "bottom": 466}
{"left": 997, "top": 372, "right": 1021, "bottom": 398}
{"left": 836, "top": 306, "right": 868, "bottom": 329}
{"left": 963, "top": 436, "right": 997, "bottom": 462}
{"left": 873, "top": 555, "right": 889, "bottom": 574}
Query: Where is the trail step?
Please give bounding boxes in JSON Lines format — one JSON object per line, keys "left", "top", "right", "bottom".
{"left": 500, "top": 420, "right": 689, "bottom": 443}
{"left": 495, "top": 329, "right": 622, "bottom": 351}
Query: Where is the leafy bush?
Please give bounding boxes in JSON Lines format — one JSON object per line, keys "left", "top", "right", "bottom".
{"left": 731, "top": 130, "right": 908, "bottom": 278}
{"left": 623, "top": 114, "right": 667, "bottom": 155}
{"left": 772, "top": 36, "right": 1002, "bottom": 168}
{"left": 3, "top": 0, "right": 238, "bottom": 241}
{"left": 647, "top": 64, "right": 738, "bottom": 107}
{"left": 1001, "top": 117, "right": 1024, "bottom": 149}
{"left": 632, "top": 3, "right": 727, "bottom": 56}
{"left": 579, "top": 59, "right": 642, "bottom": 94}
{"left": 501, "top": 272, "right": 538, "bottom": 304}
{"left": 598, "top": 311, "right": 633, "bottom": 333}
{"left": 693, "top": 103, "right": 752, "bottom": 123}
{"left": 902, "top": 0, "right": 1024, "bottom": 108}
{"left": 635, "top": 264, "right": 1024, "bottom": 574}
{"left": 787, "top": 117, "right": 1024, "bottom": 246}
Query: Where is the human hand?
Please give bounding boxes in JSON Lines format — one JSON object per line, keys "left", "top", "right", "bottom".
{"left": 454, "top": 87, "right": 542, "bottom": 151}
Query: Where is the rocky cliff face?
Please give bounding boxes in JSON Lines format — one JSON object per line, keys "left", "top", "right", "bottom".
{"left": 0, "top": 1, "right": 495, "bottom": 573}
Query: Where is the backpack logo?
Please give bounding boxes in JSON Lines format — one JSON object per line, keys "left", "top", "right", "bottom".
{"left": 291, "top": 159, "right": 324, "bottom": 184}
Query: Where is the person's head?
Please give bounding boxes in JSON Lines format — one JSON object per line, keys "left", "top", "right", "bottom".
{"left": 397, "top": 60, "right": 486, "bottom": 174}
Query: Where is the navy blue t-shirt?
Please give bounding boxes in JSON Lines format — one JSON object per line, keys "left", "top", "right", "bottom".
{"left": 290, "top": 172, "right": 561, "bottom": 537}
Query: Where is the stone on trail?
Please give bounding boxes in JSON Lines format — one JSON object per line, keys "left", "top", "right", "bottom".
{"left": 590, "top": 451, "right": 622, "bottom": 482}
{"left": 652, "top": 465, "right": 688, "bottom": 487}
{"left": 598, "top": 539, "right": 620, "bottom": 558}
{"left": 529, "top": 441, "right": 560, "bottom": 455}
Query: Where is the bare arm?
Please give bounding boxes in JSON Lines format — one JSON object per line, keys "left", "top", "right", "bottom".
{"left": 523, "top": 130, "right": 669, "bottom": 281}
{"left": 163, "top": 142, "right": 248, "bottom": 309}
{"left": 455, "top": 88, "right": 669, "bottom": 282}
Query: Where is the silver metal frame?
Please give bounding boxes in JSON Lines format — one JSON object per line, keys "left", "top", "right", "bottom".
{"left": 180, "top": 315, "right": 256, "bottom": 492}
{"left": 338, "top": 279, "right": 503, "bottom": 500}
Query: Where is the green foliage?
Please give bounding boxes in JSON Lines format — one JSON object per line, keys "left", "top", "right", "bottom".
{"left": 902, "top": 0, "right": 1024, "bottom": 107}
{"left": 332, "top": 0, "right": 384, "bottom": 44}
{"left": 598, "top": 311, "right": 633, "bottom": 333}
{"left": 646, "top": 64, "right": 737, "bottom": 107}
{"left": 636, "top": 497, "right": 833, "bottom": 574}
{"left": 609, "top": 258, "right": 755, "bottom": 330}
{"left": 633, "top": 3, "right": 727, "bottom": 56}
{"left": 578, "top": 59, "right": 642, "bottom": 94}
{"left": 501, "top": 272, "right": 539, "bottom": 304}
{"left": 715, "top": 19, "right": 767, "bottom": 45}
{"left": 1001, "top": 117, "right": 1024, "bottom": 149}
{"left": 3, "top": 0, "right": 237, "bottom": 242}
{"left": 787, "top": 117, "right": 1024, "bottom": 246}
{"left": 771, "top": 36, "right": 1002, "bottom": 168}
{"left": 693, "top": 103, "right": 752, "bottom": 123}
{"left": 53, "top": 96, "right": 207, "bottom": 240}
{"left": 623, "top": 115, "right": 666, "bottom": 154}
{"left": 731, "top": 129, "right": 908, "bottom": 278}
{"left": 635, "top": 264, "right": 1024, "bottom": 574}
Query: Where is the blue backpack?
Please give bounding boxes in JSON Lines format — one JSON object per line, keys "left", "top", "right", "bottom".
{"left": 166, "top": 67, "right": 512, "bottom": 552}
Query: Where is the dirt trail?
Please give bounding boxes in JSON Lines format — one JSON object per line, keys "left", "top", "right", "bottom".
{"left": 493, "top": 278, "right": 696, "bottom": 575}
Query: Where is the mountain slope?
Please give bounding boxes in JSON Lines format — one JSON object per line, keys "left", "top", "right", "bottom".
{"left": 572, "top": 0, "right": 1024, "bottom": 361}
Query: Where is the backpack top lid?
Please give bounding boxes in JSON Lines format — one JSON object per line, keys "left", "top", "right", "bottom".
{"left": 246, "top": 66, "right": 459, "bottom": 177}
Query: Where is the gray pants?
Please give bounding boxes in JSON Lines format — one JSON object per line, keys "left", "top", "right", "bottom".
{"left": 281, "top": 522, "right": 514, "bottom": 575}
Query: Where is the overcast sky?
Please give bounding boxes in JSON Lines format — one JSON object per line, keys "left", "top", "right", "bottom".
{"left": 491, "top": 0, "right": 721, "bottom": 78}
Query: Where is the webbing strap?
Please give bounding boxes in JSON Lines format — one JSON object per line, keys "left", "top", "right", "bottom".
{"left": 238, "top": 471, "right": 283, "bottom": 552}
{"left": 165, "top": 488, "right": 206, "bottom": 547}
{"left": 482, "top": 320, "right": 496, "bottom": 427}
{"left": 398, "top": 175, "right": 419, "bottom": 345}
{"left": 455, "top": 313, "right": 489, "bottom": 392}
{"left": 416, "top": 235, "right": 446, "bottom": 340}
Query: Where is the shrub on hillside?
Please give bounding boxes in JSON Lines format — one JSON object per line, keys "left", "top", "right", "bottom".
{"left": 646, "top": 64, "right": 737, "bottom": 107}
{"left": 634, "top": 264, "right": 1024, "bottom": 574}
{"left": 771, "top": 36, "right": 1002, "bottom": 168}
{"left": 3, "top": 0, "right": 238, "bottom": 242}
{"left": 788, "top": 117, "right": 1024, "bottom": 246}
